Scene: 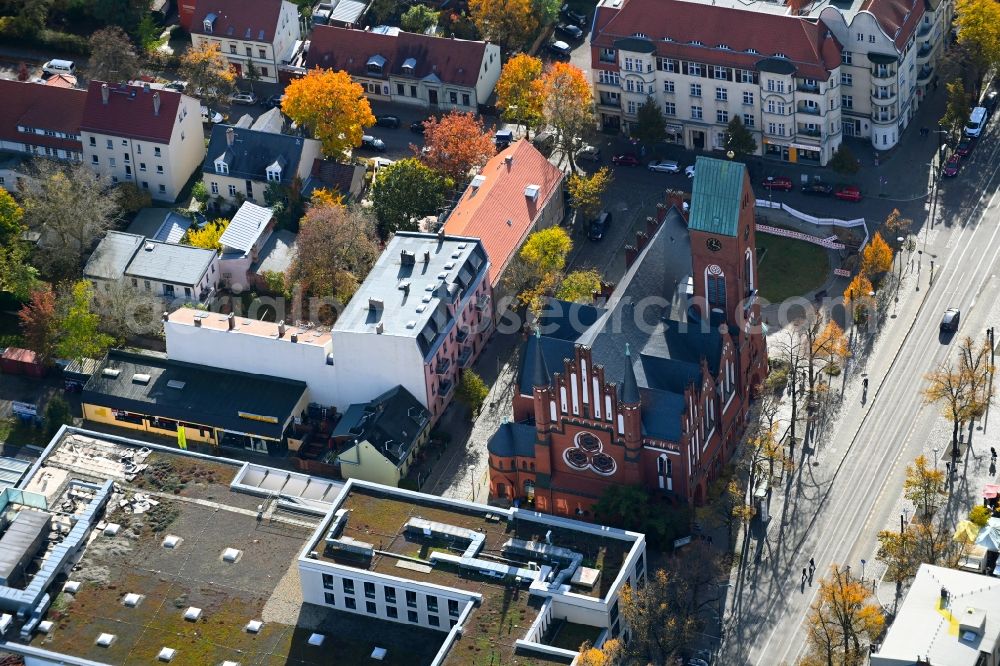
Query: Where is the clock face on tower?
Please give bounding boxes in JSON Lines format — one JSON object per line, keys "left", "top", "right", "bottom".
{"left": 706, "top": 238, "right": 722, "bottom": 252}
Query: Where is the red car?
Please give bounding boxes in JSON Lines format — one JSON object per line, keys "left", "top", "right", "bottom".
{"left": 942, "top": 154, "right": 961, "bottom": 177}
{"left": 611, "top": 152, "right": 640, "bottom": 166}
{"left": 834, "top": 185, "right": 863, "bottom": 202}
{"left": 761, "top": 176, "right": 793, "bottom": 191}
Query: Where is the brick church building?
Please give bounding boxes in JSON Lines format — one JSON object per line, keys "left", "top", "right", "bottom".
{"left": 487, "top": 156, "right": 767, "bottom": 516}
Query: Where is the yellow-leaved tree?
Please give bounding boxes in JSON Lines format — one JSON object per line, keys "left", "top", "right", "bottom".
{"left": 495, "top": 53, "right": 545, "bottom": 135}
{"left": 179, "top": 42, "right": 236, "bottom": 106}
{"left": 467, "top": 0, "right": 538, "bottom": 52}
{"left": 310, "top": 187, "right": 345, "bottom": 209}
{"left": 843, "top": 273, "right": 875, "bottom": 324}
{"left": 516, "top": 227, "right": 573, "bottom": 316}
{"left": 184, "top": 218, "right": 229, "bottom": 251}
{"left": 567, "top": 167, "right": 613, "bottom": 221}
{"left": 860, "top": 232, "right": 893, "bottom": 277}
{"left": 541, "top": 62, "right": 594, "bottom": 167}
{"left": 282, "top": 69, "right": 375, "bottom": 158}
{"left": 954, "top": 0, "right": 1000, "bottom": 80}
{"left": 803, "top": 565, "right": 884, "bottom": 666}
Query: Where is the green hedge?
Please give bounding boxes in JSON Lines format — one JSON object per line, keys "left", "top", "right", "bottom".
{"left": 0, "top": 26, "right": 91, "bottom": 55}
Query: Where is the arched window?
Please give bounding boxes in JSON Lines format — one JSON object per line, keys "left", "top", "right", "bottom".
{"left": 529, "top": 462, "right": 535, "bottom": 471}
{"left": 706, "top": 266, "right": 726, "bottom": 309}
{"left": 744, "top": 249, "right": 755, "bottom": 295}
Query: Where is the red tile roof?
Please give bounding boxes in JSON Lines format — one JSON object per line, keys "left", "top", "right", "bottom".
{"left": 443, "top": 140, "right": 565, "bottom": 287}
{"left": 80, "top": 81, "right": 182, "bottom": 144}
{"left": 190, "top": 0, "right": 285, "bottom": 42}
{"left": 306, "top": 25, "right": 490, "bottom": 89}
{"left": 592, "top": 0, "right": 842, "bottom": 79}
{"left": 0, "top": 79, "right": 86, "bottom": 153}
{"left": 862, "top": 0, "right": 925, "bottom": 50}
{"left": 44, "top": 74, "right": 78, "bottom": 88}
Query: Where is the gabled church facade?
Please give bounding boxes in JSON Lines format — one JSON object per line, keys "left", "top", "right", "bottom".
{"left": 487, "top": 157, "right": 767, "bottom": 517}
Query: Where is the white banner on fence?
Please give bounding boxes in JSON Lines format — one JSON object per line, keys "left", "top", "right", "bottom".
{"left": 755, "top": 199, "right": 869, "bottom": 247}
{"left": 757, "top": 224, "right": 846, "bottom": 249}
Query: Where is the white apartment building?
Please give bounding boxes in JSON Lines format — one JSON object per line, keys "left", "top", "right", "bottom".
{"left": 190, "top": 0, "right": 300, "bottom": 83}
{"left": 81, "top": 82, "right": 205, "bottom": 202}
{"left": 593, "top": 0, "right": 844, "bottom": 165}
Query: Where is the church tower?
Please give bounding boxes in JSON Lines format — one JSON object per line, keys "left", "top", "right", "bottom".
{"left": 686, "top": 156, "right": 767, "bottom": 393}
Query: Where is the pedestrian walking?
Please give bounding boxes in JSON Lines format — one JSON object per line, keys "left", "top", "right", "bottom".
{"left": 809, "top": 557, "right": 815, "bottom": 571}
{"left": 802, "top": 567, "right": 807, "bottom": 580}
{"left": 863, "top": 377, "right": 869, "bottom": 390}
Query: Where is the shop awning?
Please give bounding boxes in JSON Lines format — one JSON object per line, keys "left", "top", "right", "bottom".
{"left": 983, "top": 484, "right": 1000, "bottom": 499}
{"left": 954, "top": 520, "right": 981, "bottom": 544}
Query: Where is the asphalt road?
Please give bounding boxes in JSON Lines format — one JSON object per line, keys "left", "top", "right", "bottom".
{"left": 724, "top": 108, "right": 1000, "bottom": 664}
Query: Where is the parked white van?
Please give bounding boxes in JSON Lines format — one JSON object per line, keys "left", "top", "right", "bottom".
{"left": 42, "top": 59, "right": 75, "bottom": 76}
{"left": 966, "top": 106, "right": 987, "bottom": 138}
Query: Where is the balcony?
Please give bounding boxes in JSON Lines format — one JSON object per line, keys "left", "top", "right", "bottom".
{"left": 435, "top": 358, "right": 451, "bottom": 375}
{"left": 796, "top": 104, "right": 821, "bottom": 116}
{"left": 796, "top": 82, "right": 821, "bottom": 94}
{"left": 917, "top": 21, "right": 932, "bottom": 38}
{"left": 475, "top": 294, "right": 491, "bottom": 312}
{"left": 437, "top": 379, "right": 454, "bottom": 398}
{"left": 598, "top": 94, "right": 621, "bottom": 110}
{"left": 871, "top": 90, "right": 898, "bottom": 105}
{"left": 917, "top": 65, "right": 934, "bottom": 83}
{"left": 871, "top": 67, "right": 895, "bottom": 80}
{"left": 871, "top": 111, "right": 897, "bottom": 124}
{"left": 916, "top": 43, "right": 933, "bottom": 65}
{"left": 458, "top": 345, "right": 473, "bottom": 368}
{"left": 456, "top": 327, "right": 469, "bottom": 343}
{"left": 797, "top": 126, "right": 822, "bottom": 138}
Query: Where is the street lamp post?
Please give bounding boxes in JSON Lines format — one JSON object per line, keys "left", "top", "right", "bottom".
{"left": 933, "top": 446, "right": 939, "bottom": 471}
{"left": 469, "top": 465, "right": 476, "bottom": 502}
{"left": 897, "top": 236, "right": 905, "bottom": 280}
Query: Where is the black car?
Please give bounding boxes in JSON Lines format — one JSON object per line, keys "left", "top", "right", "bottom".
{"left": 548, "top": 41, "right": 572, "bottom": 59}
{"left": 376, "top": 115, "right": 400, "bottom": 128}
{"left": 561, "top": 3, "right": 587, "bottom": 25}
{"left": 940, "top": 308, "right": 960, "bottom": 333}
{"left": 360, "top": 135, "right": 386, "bottom": 152}
{"left": 555, "top": 22, "right": 584, "bottom": 40}
{"left": 588, "top": 211, "right": 612, "bottom": 241}
{"left": 264, "top": 94, "right": 286, "bottom": 109}
{"left": 801, "top": 181, "right": 833, "bottom": 196}
{"left": 984, "top": 91, "right": 998, "bottom": 115}
{"left": 410, "top": 120, "right": 428, "bottom": 134}
{"left": 494, "top": 129, "right": 514, "bottom": 149}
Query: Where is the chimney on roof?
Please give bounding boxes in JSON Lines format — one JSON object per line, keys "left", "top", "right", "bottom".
{"left": 101, "top": 83, "right": 109, "bottom": 105}
{"left": 423, "top": 251, "right": 430, "bottom": 264}
{"left": 143, "top": 82, "right": 151, "bottom": 93}
{"left": 153, "top": 92, "right": 160, "bottom": 116}
{"left": 226, "top": 127, "right": 235, "bottom": 147}
{"left": 161, "top": 312, "right": 168, "bottom": 322}
{"left": 278, "top": 320, "right": 286, "bottom": 338}
{"left": 291, "top": 333, "right": 298, "bottom": 343}
{"left": 194, "top": 318, "right": 202, "bottom": 327}
{"left": 227, "top": 313, "right": 235, "bottom": 330}
{"left": 505, "top": 154, "right": 513, "bottom": 170}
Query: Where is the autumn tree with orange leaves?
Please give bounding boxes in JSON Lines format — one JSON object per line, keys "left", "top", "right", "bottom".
{"left": 282, "top": 69, "right": 375, "bottom": 158}
{"left": 468, "top": 0, "right": 537, "bottom": 51}
{"left": 420, "top": 111, "right": 495, "bottom": 182}
{"left": 180, "top": 42, "right": 236, "bottom": 106}
{"left": 843, "top": 273, "right": 875, "bottom": 325}
{"left": 802, "top": 565, "right": 884, "bottom": 666}
{"left": 860, "top": 232, "right": 893, "bottom": 278}
{"left": 541, "top": 62, "right": 594, "bottom": 168}
{"left": 495, "top": 54, "right": 545, "bottom": 136}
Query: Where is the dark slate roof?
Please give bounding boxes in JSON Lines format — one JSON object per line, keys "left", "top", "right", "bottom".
{"left": 521, "top": 206, "right": 725, "bottom": 442}
{"left": 126, "top": 208, "right": 193, "bottom": 244}
{"left": 333, "top": 386, "right": 430, "bottom": 467}
{"left": 124, "top": 240, "right": 217, "bottom": 287}
{"left": 83, "top": 231, "right": 144, "bottom": 281}
{"left": 82, "top": 349, "right": 307, "bottom": 439}
{"left": 530, "top": 331, "right": 550, "bottom": 389}
{"left": 621, "top": 344, "right": 640, "bottom": 404}
{"left": 487, "top": 421, "right": 537, "bottom": 457}
{"left": 203, "top": 125, "right": 308, "bottom": 186}
{"left": 688, "top": 156, "right": 747, "bottom": 237}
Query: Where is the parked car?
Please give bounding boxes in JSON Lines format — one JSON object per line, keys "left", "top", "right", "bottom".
{"left": 555, "top": 22, "right": 584, "bottom": 40}
{"left": 561, "top": 3, "right": 587, "bottom": 25}
{"left": 575, "top": 144, "right": 601, "bottom": 162}
{"left": 375, "top": 115, "right": 400, "bottom": 128}
{"left": 548, "top": 41, "right": 572, "bottom": 59}
{"left": 230, "top": 91, "right": 258, "bottom": 105}
{"left": 200, "top": 106, "right": 224, "bottom": 124}
{"left": 955, "top": 139, "right": 974, "bottom": 156}
{"left": 801, "top": 181, "right": 833, "bottom": 196}
{"left": 494, "top": 129, "right": 514, "bottom": 149}
{"left": 647, "top": 160, "right": 681, "bottom": 173}
{"left": 685, "top": 165, "right": 696, "bottom": 178}
{"left": 533, "top": 130, "right": 556, "bottom": 153}
{"left": 410, "top": 119, "right": 428, "bottom": 134}
{"left": 588, "top": 211, "right": 612, "bottom": 241}
{"left": 940, "top": 307, "right": 960, "bottom": 332}
{"left": 164, "top": 80, "right": 187, "bottom": 92}
{"left": 761, "top": 176, "right": 793, "bottom": 191}
{"left": 611, "top": 152, "right": 640, "bottom": 166}
{"left": 360, "top": 135, "right": 386, "bottom": 152}
{"left": 264, "top": 94, "right": 286, "bottom": 109}
{"left": 834, "top": 185, "right": 863, "bottom": 202}
{"left": 942, "top": 154, "right": 961, "bottom": 177}
{"left": 984, "top": 90, "right": 998, "bottom": 115}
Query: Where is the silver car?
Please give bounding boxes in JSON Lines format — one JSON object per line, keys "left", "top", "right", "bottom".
{"left": 648, "top": 160, "right": 680, "bottom": 173}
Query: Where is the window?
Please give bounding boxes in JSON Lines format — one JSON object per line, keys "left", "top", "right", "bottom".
{"left": 366, "top": 601, "right": 377, "bottom": 614}
{"left": 624, "top": 57, "right": 635, "bottom": 71}
{"left": 245, "top": 46, "right": 252, "bottom": 57}
{"left": 123, "top": 153, "right": 130, "bottom": 163}
{"left": 139, "top": 162, "right": 147, "bottom": 172}
{"left": 260, "top": 67, "right": 268, "bottom": 77}
{"left": 717, "top": 109, "right": 728, "bottom": 123}
{"left": 109, "top": 158, "right": 117, "bottom": 168}
{"left": 739, "top": 70, "right": 755, "bottom": 84}
{"left": 707, "top": 272, "right": 726, "bottom": 308}
{"left": 664, "top": 102, "right": 676, "bottom": 116}
{"left": 345, "top": 597, "right": 357, "bottom": 609}
{"left": 598, "top": 70, "right": 619, "bottom": 86}
{"left": 131, "top": 278, "right": 138, "bottom": 288}
{"left": 691, "top": 106, "right": 703, "bottom": 119}
{"left": 266, "top": 168, "right": 281, "bottom": 182}
{"left": 184, "top": 287, "right": 191, "bottom": 297}
{"left": 406, "top": 591, "right": 417, "bottom": 608}
{"left": 91, "top": 155, "right": 99, "bottom": 165}
{"left": 715, "top": 87, "right": 727, "bottom": 101}
{"left": 396, "top": 83, "right": 405, "bottom": 95}
{"left": 89, "top": 136, "right": 96, "bottom": 146}
{"left": 156, "top": 165, "right": 164, "bottom": 174}
{"left": 407, "top": 610, "right": 418, "bottom": 623}
{"left": 687, "top": 62, "right": 703, "bottom": 77}
{"left": 136, "top": 145, "right": 141, "bottom": 154}
{"left": 601, "top": 47, "right": 616, "bottom": 63}
{"left": 106, "top": 139, "right": 113, "bottom": 149}
{"left": 410, "top": 85, "right": 417, "bottom": 97}
{"left": 448, "top": 599, "right": 460, "bottom": 617}
{"left": 258, "top": 48, "right": 266, "bottom": 59}
{"left": 842, "top": 95, "right": 853, "bottom": 109}
{"left": 229, "top": 44, "right": 237, "bottom": 54}
{"left": 842, "top": 50, "right": 853, "bottom": 65}
{"left": 364, "top": 582, "right": 376, "bottom": 599}
{"left": 426, "top": 595, "right": 438, "bottom": 613}
{"left": 743, "top": 91, "right": 754, "bottom": 105}
{"left": 158, "top": 184, "right": 165, "bottom": 194}
{"left": 711, "top": 66, "right": 728, "bottom": 80}
{"left": 210, "top": 182, "right": 219, "bottom": 194}
{"left": 743, "top": 113, "right": 755, "bottom": 128}
{"left": 766, "top": 100, "right": 786, "bottom": 114}
{"left": 342, "top": 579, "right": 355, "bottom": 595}
{"left": 428, "top": 615, "right": 440, "bottom": 627}
{"left": 626, "top": 100, "right": 636, "bottom": 114}
{"left": 144, "top": 280, "right": 151, "bottom": 291}
{"left": 869, "top": 34, "right": 875, "bottom": 43}
{"left": 690, "top": 83, "right": 701, "bottom": 97}
{"left": 322, "top": 575, "right": 335, "bottom": 591}
{"left": 856, "top": 32, "right": 864, "bottom": 41}
{"left": 841, "top": 73, "right": 853, "bottom": 86}
{"left": 663, "top": 80, "right": 674, "bottom": 93}
{"left": 449, "top": 91, "right": 457, "bottom": 104}
{"left": 462, "top": 93, "right": 470, "bottom": 106}
{"left": 387, "top": 606, "right": 398, "bottom": 618}
{"left": 767, "top": 122, "right": 777, "bottom": 135}
{"left": 384, "top": 586, "right": 396, "bottom": 603}
{"left": 228, "top": 184, "right": 237, "bottom": 197}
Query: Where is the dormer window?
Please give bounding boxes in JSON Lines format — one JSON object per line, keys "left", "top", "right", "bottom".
{"left": 774, "top": 52, "right": 788, "bottom": 58}
{"left": 367, "top": 54, "right": 386, "bottom": 74}
{"left": 214, "top": 160, "right": 228, "bottom": 174}
{"left": 718, "top": 44, "right": 730, "bottom": 50}
{"left": 747, "top": 48, "right": 759, "bottom": 54}
{"left": 266, "top": 166, "right": 281, "bottom": 182}
{"left": 690, "top": 40, "right": 704, "bottom": 46}
{"left": 203, "top": 12, "right": 216, "bottom": 33}
{"left": 402, "top": 57, "right": 416, "bottom": 74}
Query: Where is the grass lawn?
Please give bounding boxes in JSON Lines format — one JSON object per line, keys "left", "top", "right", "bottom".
{"left": 757, "top": 234, "right": 830, "bottom": 303}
